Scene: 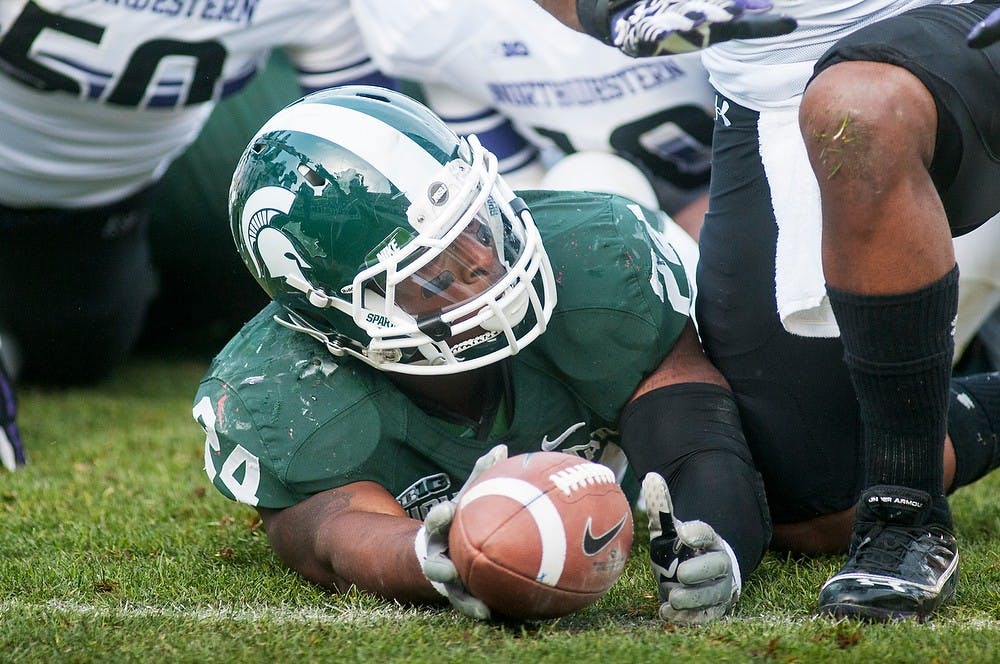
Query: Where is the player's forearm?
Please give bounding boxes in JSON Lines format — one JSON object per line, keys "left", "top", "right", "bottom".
{"left": 311, "top": 510, "right": 443, "bottom": 603}
{"left": 258, "top": 489, "right": 444, "bottom": 604}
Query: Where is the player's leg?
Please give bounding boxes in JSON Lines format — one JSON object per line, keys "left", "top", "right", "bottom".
{"left": 696, "top": 92, "right": 866, "bottom": 530}
{"left": 620, "top": 323, "right": 771, "bottom": 624}
{"left": 801, "top": 3, "right": 1000, "bottom": 621}
{"left": 622, "top": 324, "right": 772, "bottom": 576}
{"left": 612, "top": 111, "right": 777, "bottom": 616}
{"left": 0, "top": 189, "right": 157, "bottom": 385}
{"left": 689, "top": 35, "right": 1000, "bottom": 570}
{"left": 803, "top": 60, "right": 954, "bottom": 505}
{"left": 621, "top": 89, "right": 864, "bottom": 620}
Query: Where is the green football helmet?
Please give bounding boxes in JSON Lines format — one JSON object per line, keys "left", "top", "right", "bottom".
{"left": 229, "top": 86, "right": 556, "bottom": 375}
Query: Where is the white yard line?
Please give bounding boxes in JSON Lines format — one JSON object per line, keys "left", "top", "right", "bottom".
{"left": 3, "top": 599, "right": 428, "bottom": 626}
{"left": 1, "top": 599, "right": 998, "bottom": 630}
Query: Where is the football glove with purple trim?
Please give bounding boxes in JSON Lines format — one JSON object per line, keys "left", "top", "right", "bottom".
{"left": 611, "top": 0, "right": 796, "bottom": 57}
{"left": 968, "top": 8, "right": 1000, "bottom": 48}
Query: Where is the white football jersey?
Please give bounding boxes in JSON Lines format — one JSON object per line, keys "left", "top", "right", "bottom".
{"left": 351, "top": 0, "right": 716, "bottom": 213}
{"left": 702, "top": 0, "right": 968, "bottom": 110}
{"left": 0, "top": 0, "right": 371, "bottom": 208}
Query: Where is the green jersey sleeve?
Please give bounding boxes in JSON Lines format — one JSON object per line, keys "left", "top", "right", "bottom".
{"left": 519, "top": 190, "right": 691, "bottom": 422}
{"left": 194, "top": 377, "right": 298, "bottom": 508}
{"left": 192, "top": 306, "right": 392, "bottom": 509}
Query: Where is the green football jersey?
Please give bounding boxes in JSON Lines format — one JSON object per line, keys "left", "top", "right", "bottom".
{"left": 193, "top": 190, "right": 690, "bottom": 516}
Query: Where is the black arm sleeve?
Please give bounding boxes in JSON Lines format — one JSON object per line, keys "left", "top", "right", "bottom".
{"left": 619, "top": 382, "right": 773, "bottom": 579}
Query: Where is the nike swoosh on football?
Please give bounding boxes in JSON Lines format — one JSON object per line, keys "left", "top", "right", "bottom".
{"left": 582, "top": 514, "right": 628, "bottom": 556}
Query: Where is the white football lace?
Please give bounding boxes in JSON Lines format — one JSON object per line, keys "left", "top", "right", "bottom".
{"left": 549, "top": 463, "right": 616, "bottom": 496}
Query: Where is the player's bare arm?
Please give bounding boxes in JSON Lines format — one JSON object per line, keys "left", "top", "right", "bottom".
{"left": 629, "top": 321, "right": 729, "bottom": 400}
{"left": 533, "top": 0, "right": 584, "bottom": 31}
{"left": 257, "top": 481, "right": 442, "bottom": 603}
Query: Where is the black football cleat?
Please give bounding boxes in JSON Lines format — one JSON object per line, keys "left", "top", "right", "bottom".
{"left": 818, "top": 485, "right": 958, "bottom": 621}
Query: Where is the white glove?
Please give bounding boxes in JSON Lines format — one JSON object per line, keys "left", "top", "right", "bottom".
{"left": 414, "top": 444, "right": 508, "bottom": 620}
{"left": 642, "top": 472, "right": 741, "bottom": 625}
{"left": 610, "top": 0, "right": 796, "bottom": 57}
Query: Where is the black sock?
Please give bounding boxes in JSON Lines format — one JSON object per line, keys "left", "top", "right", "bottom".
{"left": 948, "top": 372, "right": 1000, "bottom": 491}
{"left": 827, "top": 266, "right": 959, "bottom": 502}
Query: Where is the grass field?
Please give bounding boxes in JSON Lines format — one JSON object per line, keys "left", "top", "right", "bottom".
{"left": 3, "top": 354, "right": 999, "bottom": 663}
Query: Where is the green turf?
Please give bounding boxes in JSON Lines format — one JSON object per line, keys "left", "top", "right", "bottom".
{"left": 4, "top": 357, "right": 999, "bottom": 663}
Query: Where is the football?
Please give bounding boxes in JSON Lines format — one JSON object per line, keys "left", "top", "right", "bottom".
{"left": 448, "top": 451, "right": 633, "bottom": 620}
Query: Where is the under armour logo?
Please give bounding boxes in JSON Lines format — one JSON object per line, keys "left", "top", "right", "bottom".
{"left": 102, "top": 211, "right": 140, "bottom": 238}
{"left": 857, "top": 576, "right": 909, "bottom": 593}
{"left": 714, "top": 97, "right": 731, "bottom": 128}
{"left": 501, "top": 41, "right": 530, "bottom": 57}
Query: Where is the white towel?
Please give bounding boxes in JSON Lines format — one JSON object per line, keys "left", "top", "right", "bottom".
{"left": 758, "top": 107, "right": 1000, "bottom": 344}
{"left": 758, "top": 104, "right": 841, "bottom": 338}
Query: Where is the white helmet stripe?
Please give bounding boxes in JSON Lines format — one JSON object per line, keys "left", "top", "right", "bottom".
{"left": 252, "top": 101, "right": 443, "bottom": 201}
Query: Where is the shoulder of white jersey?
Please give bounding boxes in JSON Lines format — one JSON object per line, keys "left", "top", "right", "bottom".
{"left": 352, "top": 0, "right": 572, "bottom": 78}
{"left": 351, "top": 0, "right": 462, "bottom": 78}
{"left": 282, "top": 1, "right": 392, "bottom": 92}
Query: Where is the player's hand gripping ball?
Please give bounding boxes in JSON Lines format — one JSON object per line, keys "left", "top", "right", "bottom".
{"left": 448, "top": 451, "right": 633, "bottom": 619}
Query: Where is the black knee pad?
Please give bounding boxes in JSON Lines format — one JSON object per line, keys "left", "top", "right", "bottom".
{"left": 620, "top": 382, "right": 772, "bottom": 577}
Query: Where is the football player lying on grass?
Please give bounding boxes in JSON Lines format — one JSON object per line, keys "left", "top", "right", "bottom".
{"left": 193, "top": 85, "right": 772, "bottom": 623}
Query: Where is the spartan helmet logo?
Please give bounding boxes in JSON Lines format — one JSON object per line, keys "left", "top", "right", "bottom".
{"left": 240, "top": 187, "right": 313, "bottom": 287}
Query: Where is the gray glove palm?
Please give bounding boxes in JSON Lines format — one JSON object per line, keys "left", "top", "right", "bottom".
{"left": 414, "top": 444, "right": 508, "bottom": 620}
{"left": 643, "top": 472, "right": 740, "bottom": 625}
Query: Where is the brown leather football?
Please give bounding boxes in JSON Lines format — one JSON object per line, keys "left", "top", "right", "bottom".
{"left": 449, "top": 451, "right": 633, "bottom": 620}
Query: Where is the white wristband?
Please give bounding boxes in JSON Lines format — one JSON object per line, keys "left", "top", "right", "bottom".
{"left": 719, "top": 537, "right": 743, "bottom": 600}
{"left": 413, "top": 524, "right": 449, "bottom": 598}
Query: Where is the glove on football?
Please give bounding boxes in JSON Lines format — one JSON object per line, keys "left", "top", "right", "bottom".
{"left": 968, "top": 8, "right": 1000, "bottom": 48}
{"left": 0, "top": 358, "right": 26, "bottom": 471}
{"left": 415, "top": 444, "right": 508, "bottom": 620}
{"left": 642, "top": 472, "right": 740, "bottom": 625}
{"left": 611, "top": 0, "right": 796, "bottom": 57}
